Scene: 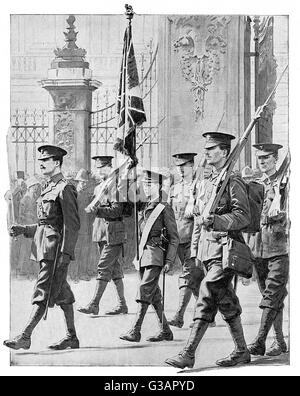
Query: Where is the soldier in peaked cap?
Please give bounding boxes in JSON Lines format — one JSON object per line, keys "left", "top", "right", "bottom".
{"left": 166, "top": 131, "right": 252, "bottom": 369}
{"left": 247, "top": 143, "right": 289, "bottom": 357}
{"left": 120, "top": 168, "right": 179, "bottom": 343}
{"left": 167, "top": 152, "right": 206, "bottom": 329}
{"left": 77, "top": 154, "right": 129, "bottom": 316}
{"left": 4, "top": 145, "right": 81, "bottom": 351}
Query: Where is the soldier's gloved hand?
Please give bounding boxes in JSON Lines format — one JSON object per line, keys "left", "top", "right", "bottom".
{"left": 57, "top": 253, "right": 71, "bottom": 269}
{"left": 163, "top": 262, "right": 174, "bottom": 274}
{"left": 201, "top": 215, "right": 214, "bottom": 230}
{"left": 126, "top": 157, "right": 138, "bottom": 171}
{"left": 9, "top": 224, "right": 26, "bottom": 237}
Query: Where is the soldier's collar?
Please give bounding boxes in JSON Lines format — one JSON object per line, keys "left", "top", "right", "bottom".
{"left": 49, "top": 172, "right": 64, "bottom": 185}
{"left": 210, "top": 168, "right": 222, "bottom": 180}
{"left": 260, "top": 170, "right": 278, "bottom": 183}
{"left": 146, "top": 198, "right": 160, "bottom": 209}
{"left": 42, "top": 172, "right": 64, "bottom": 194}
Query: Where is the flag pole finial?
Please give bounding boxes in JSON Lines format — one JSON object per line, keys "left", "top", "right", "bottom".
{"left": 125, "top": 4, "right": 134, "bottom": 21}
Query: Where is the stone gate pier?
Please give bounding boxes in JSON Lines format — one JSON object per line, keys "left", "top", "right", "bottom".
{"left": 40, "top": 15, "right": 101, "bottom": 175}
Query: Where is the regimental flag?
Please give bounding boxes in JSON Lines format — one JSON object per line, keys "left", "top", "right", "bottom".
{"left": 114, "top": 22, "right": 146, "bottom": 159}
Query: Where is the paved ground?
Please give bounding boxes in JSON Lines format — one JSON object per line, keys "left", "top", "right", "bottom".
{"left": 8, "top": 272, "right": 289, "bottom": 371}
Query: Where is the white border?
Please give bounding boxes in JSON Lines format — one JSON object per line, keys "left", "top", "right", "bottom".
{"left": 0, "top": 0, "right": 299, "bottom": 377}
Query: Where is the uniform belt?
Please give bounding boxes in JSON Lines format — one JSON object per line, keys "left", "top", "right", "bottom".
{"left": 104, "top": 217, "right": 123, "bottom": 222}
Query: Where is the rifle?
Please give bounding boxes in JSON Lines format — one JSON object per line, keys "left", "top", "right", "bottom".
{"left": 184, "top": 112, "right": 224, "bottom": 218}
{"left": 201, "top": 65, "right": 288, "bottom": 220}
{"left": 267, "top": 150, "right": 290, "bottom": 218}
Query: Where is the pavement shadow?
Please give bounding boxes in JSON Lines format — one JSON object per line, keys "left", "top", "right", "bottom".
{"left": 14, "top": 340, "right": 187, "bottom": 357}
{"left": 172, "top": 353, "right": 290, "bottom": 374}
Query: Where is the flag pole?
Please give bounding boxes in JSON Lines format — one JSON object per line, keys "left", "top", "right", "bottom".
{"left": 124, "top": 5, "right": 140, "bottom": 261}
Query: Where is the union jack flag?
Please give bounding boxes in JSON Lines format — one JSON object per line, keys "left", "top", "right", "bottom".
{"left": 113, "top": 22, "right": 146, "bottom": 159}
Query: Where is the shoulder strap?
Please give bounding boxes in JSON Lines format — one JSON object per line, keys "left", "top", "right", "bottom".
{"left": 138, "top": 203, "right": 166, "bottom": 260}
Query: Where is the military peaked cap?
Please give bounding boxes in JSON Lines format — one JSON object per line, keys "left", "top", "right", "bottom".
{"left": 172, "top": 152, "right": 197, "bottom": 166}
{"left": 253, "top": 143, "right": 283, "bottom": 156}
{"left": 202, "top": 132, "right": 235, "bottom": 149}
{"left": 92, "top": 155, "right": 113, "bottom": 168}
{"left": 38, "top": 145, "right": 67, "bottom": 160}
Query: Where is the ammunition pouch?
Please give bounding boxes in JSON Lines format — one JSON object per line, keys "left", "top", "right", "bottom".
{"left": 222, "top": 236, "right": 254, "bottom": 279}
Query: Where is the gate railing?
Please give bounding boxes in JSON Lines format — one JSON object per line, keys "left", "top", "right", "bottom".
{"left": 9, "top": 109, "right": 49, "bottom": 176}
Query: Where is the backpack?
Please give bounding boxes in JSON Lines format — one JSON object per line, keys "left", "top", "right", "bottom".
{"left": 242, "top": 180, "right": 265, "bottom": 233}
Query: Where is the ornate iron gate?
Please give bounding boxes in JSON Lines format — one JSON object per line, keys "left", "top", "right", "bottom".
{"left": 9, "top": 109, "right": 49, "bottom": 177}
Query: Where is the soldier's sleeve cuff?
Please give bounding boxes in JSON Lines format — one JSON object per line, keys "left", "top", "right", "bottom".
{"left": 213, "top": 214, "right": 234, "bottom": 231}
{"left": 24, "top": 224, "right": 37, "bottom": 238}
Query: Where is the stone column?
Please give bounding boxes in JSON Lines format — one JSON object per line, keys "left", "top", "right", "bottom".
{"left": 40, "top": 15, "right": 101, "bottom": 175}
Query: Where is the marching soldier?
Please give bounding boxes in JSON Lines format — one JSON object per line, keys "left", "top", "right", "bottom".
{"left": 165, "top": 132, "right": 251, "bottom": 369}
{"left": 167, "top": 153, "right": 205, "bottom": 328}
{"left": 247, "top": 143, "right": 289, "bottom": 357}
{"left": 77, "top": 155, "right": 128, "bottom": 316}
{"left": 72, "top": 169, "right": 95, "bottom": 281}
{"left": 18, "top": 176, "right": 41, "bottom": 278}
{"left": 120, "top": 168, "right": 179, "bottom": 342}
{"left": 4, "top": 145, "right": 80, "bottom": 350}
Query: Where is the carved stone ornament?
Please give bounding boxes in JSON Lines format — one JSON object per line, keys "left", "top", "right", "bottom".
{"left": 54, "top": 15, "right": 87, "bottom": 60}
{"left": 51, "top": 91, "right": 77, "bottom": 110}
{"left": 54, "top": 111, "right": 74, "bottom": 158}
{"left": 174, "top": 15, "right": 231, "bottom": 121}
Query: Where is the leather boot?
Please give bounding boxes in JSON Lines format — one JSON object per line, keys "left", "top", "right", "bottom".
{"left": 216, "top": 316, "right": 251, "bottom": 367}
{"left": 147, "top": 300, "right": 173, "bottom": 342}
{"left": 266, "top": 310, "right": 288, "bottom": 356}
{"left": 165, "top": 319, "right": 209, "bottom": 369}
{"left": 168, "top": 287, "right": 192, "bottom": 328}
{"left": 49, "top": 334, "right": 80, "bottom": 350}
{"left": 77, "top": 280, "right": 108, "bottom": 315}
{"left": 120, "top": 303, "right": 148, "bottom": 342}
{"left": 3, "top": 334, "right": 31, "bottom": 350}
{"left": 3, "top": 303, "right": 46, "bottom": 350}
{"left": 105, "top": 278, "right": 128, "bottom": 315}
{"left": 49, "top": 304, "right": 80, "bottom": 350}
{"left": 248, "top": 308, "right": 278, "bottom": 356}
